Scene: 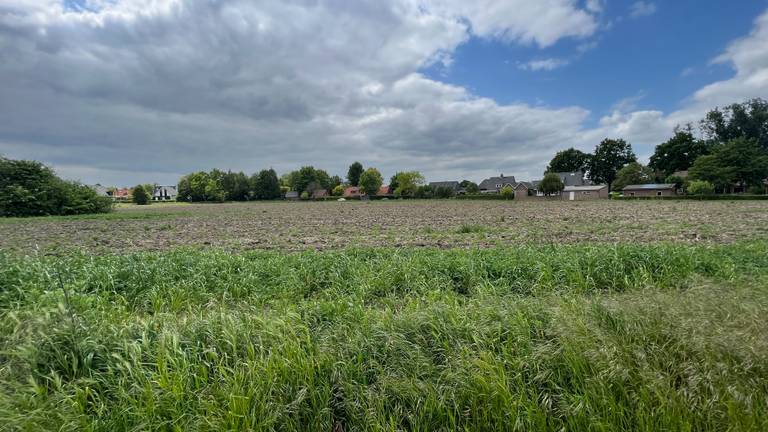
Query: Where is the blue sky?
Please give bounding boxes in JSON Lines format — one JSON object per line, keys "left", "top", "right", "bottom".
{"left": 2, "top": 0, "right": 768, "bottom": 185}
{"left": 424, "top": 1, "right": 767, "bottom": 125}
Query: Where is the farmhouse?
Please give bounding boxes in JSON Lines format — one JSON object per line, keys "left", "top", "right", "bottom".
{"left": 562, "top": 185, "right": 609, "bottom": 200}
{"left": 623, "top": 184, "right": 677, "bottom": 197}
{"left": 113, "top": 188, "right": 131, "bottom": 200}
{"left": 152, "top": 185, "right": 178, "bottom": 201}
{"left": 478, "top": 174, "right": 516, "bottom": 193}
{"left": 378, "top": 185, "right": 392, "bottom": 196}
{"left": 343, "top": 186, "right": 362, "bottom": 198}
{"left": 285, "top": 191, "right": 300, "bottom": 200}
{"left": 555, "top": 170, "right": 590, "bottom": 187}
{"left": 513, "top": 182, "right": 530, "bottom": 200}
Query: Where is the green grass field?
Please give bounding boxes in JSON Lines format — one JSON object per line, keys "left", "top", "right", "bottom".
{"left": 2, "top": 242, "right": 767, "bottom": 431}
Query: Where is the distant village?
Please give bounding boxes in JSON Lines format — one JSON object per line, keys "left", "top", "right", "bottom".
{"left": 90, "top": 168, "right": 687, "bottom": 203}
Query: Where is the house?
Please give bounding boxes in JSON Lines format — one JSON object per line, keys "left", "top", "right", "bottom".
{"left": 554, "top": 170, "right": 590, "bottom": 187}
{"left": 343, "top": 186, "right": 362, "bottom": 198}
{"left": 152, "top": 185, "right": 178, "bottom": 201}
{"left": 312, "top": 189, "right": 329, "bottom": 199}
{"left": 91, "top": 184, "right": 112, "bottom": 197}
{"left": 113, "top": 188, "right": 131, "bottom": 200}
{"left": 623, "top": 184, "right": 676, "bottom": 197}
{"left": 513, "top": 182, "right": 529, "bottom": 200}
{"left": 285, "top": 191, "right": 300, "bottom": 200}
{"left": 671, "top": 170, "right": 689, "bottom": 179}
{"left": 429, "top": 181, "right": 461, "bottom": 193}
{"left": 378, "top": 185, "right": 392, "bottom": 196}
{"left": 562, "top": 185, "right": 609, "bottom": 200}
{"left": 478, "top": 174, "right": 516, "bottom": 193}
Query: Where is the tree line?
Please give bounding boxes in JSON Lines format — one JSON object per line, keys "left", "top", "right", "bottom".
{"left": 543, "top": 98, "right": 768, "bottom": 194}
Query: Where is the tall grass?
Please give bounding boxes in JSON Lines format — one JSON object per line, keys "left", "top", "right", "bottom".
{"left": 1, "top": 243, "right": 767, "bottom": 430}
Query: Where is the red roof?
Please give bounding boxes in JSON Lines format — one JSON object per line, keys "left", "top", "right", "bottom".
{"left": 113, "top": 188, "right": 131, "bottom": 198}
{"left": 343, "top": 187, "right": 361, "bottom": 197}
{"left": 378, "top": 185, "right": 391, "bottom": 195}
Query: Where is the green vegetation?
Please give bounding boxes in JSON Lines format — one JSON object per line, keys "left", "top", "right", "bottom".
{"left": 1, "top": 243, "right": 767, "bottom": 430}
{"left": 612, "top": 162, "right": 655, "bottom": 191}
{"left": 687, "top": 180, "right": 715, "bottom": 196}
{"left": 539, "top": 173, "right": 564, "bottom": 195}
{"left": 0, "top": 156, "right": 113, "bottom": 217}
{"left": 359, "top": 167, "right": 383, "bottom": 196}
{"left": 131, "top": 185, "right": 150, "bottom": 205}
{"left": 500, "top": 185, "right": 515, "bottom": 199}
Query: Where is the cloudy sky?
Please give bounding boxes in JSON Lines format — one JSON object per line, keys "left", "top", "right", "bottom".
{"left": 1, "top": 0, "right": 767, "bottom": 186}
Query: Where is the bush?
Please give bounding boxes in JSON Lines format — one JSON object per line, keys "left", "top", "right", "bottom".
{"left": 0, "top": 157, "right": 113, "bottom": 217}
{"left": 434, "top": 186, "right": 456, "bottom": 199}
{"left": 748, "top": 184, "right": 766, "bottom": 195}
{"left": 687, "top": 180, "right": 715, "bottom": 196}
{"left": 132, "top": 185, "right": 150, "bottom": 205}
{"left": 300, "top": 191, "right": 310, "bottom": 200}
{"left": 539, "top": 173, "right": 564, "bottom": 195}
{"left": 500, "top": 185, "right": 514, "bottom": 200}
{"left": 332, "top": 185, "right": 345, "bottom": 196}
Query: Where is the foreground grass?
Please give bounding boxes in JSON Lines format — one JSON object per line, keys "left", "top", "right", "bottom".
{"left": 1, "top": 243, "right": 767, "bottom": 431}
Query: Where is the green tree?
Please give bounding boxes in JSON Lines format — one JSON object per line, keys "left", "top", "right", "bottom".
{"left": 664, "top": 175, "right": 686, "bottom": 191}
{"left": 132, "top": 185, "right": 150, "bottom": 205}
{"left": 687, "top": 180, "right": 715, "bottom": 196}
{"left": 251, "top": 169, "right": 281, "bottom": 200}
{"left": 612, "top": 162, "right": 655, "bottom": 191}
{"left": 649, "top": 128, "right": 710, "bottom": 176}
{"left": 434, "top": 186, "right": 456, "bottom": 199}
{"left": 689, "top": 137, "right": 768, "bottom": 192}
{"left": 392, "top": 171, "right": 425, "bottom": 198}
{"left": 700, "top": 98, "right": 768, "bottom": 150}
{"left": 546, "top": 148, "right": 591, "bottom": 173}
{"left": 0, "top": 157, "right": 112, "bottom": 216}
{"left": 347, "top": 162, "right": 364, "bottom": 186}
{"left": 460, "top": 180, "right": 479, "bottom": 194}
{"left": 332, "top": 184, "right": 345, "bottom": 196}
{"left": 415, "top": 184, "right": 433, "bottom": 199}
{"left": 539, "top": 173, "right": 565, "bottom": 195}
{"left": 500, "top": 185, "right": 515, "bottom": 200}
{"left": 221, "top": 171, "right": 250, "bottom": 201}
{"left": 587, "top": 138, "right": 637, "bottom": 191}
{"left": 359, "top": 167, "right": 383, "bottom": 196}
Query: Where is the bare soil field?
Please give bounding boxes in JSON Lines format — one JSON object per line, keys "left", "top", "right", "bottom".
{"left": 1, "top": 199, "right": 767, "bottom": 254}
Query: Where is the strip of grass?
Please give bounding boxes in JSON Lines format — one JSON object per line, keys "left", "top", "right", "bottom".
{"left": 1, "top": 243, "right": 767, "bottom": 430}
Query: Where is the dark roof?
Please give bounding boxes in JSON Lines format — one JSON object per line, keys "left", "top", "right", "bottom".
{"left": 563, "top": 185, "right": 607, "bottom": 192}
{"left": 429, "top": 181, "right": 460, "bottom": 190}
{"left": 553, "top": 170, "right": 589, "bottom": 187}
{"left": 623, "top": 183, "right": 676, "bottom": 191}
{"left": 479, "top": 175, "right": 516, "bottom": 191}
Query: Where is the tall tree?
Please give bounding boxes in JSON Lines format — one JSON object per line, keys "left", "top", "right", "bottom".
{"left": 587, "top": 138, "right": 637, "bottom": 191}
{"left": 359, "top": 167, "right": 383, "bottom": 196}
{"left": 700, "top": 98, "right": 768, "bottom": 150}
{"left": 460, "top": 180, "right": 479, "bottom": 194}
{"left": 689, "top": 137, "right": 768, "bottom": 192}
{"left": 347, "top": 162, "right": 364, "bottom": 186}
{"left": 546, "top": 148, "right": 591, "bottom": 173}
{"left": 649, "top": 127, "right": 711, "bottom": 176}
{"left": 612, "top": 162, "right": 655, "bottom": 191}
{"left": 251, "top": 169, "right": 281, "bottom": 200}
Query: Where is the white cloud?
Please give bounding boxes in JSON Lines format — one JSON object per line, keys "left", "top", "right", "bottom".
{"left": 630, "top": 1, "right": 657, "bottom": 19}
{"left": 518, "top": 58, "right": 570, "bottom": 71}
{"left": 0, "top": 1, "right": 767, "bottom": 185}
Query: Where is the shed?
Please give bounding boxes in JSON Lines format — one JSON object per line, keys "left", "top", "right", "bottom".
{"left": 622, "top": 184, "right": 676, "bottom": 197}
{"left": 562, "top": 185, "right": 609, "bottom": 200}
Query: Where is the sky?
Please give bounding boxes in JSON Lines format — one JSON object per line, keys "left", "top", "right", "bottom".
{"left": 1, "top": 0, "right": 768, "bottom": 186}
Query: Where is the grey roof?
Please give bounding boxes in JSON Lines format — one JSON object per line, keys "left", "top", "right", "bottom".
{"left": 429, "top": 181, "right": 460, "bottom": 190}
{"left": 152, "top": 185, "right": 178, "bottom": 197}
{"left": 479, "top": 175, "right": 516, "bottom": 191}
{"left": 553, "top": 170, "right": 589, "bottom": 187}
{"left": 563, "top": 185, "right": 607, "bottom": 192}
{"left": 622, "top": 184, "right": 676, "bottom": 191}
{"left": 285, "top": 191, "right": 300, "bottom": 198}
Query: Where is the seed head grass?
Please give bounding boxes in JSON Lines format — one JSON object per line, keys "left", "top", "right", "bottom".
{"left": 0, "top": 242, "right": 767, "bottom": 430}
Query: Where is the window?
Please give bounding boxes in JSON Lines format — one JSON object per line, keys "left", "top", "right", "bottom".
{"left": 657, "top": 191, "right": 662, "bottom": 197}
{"left": 630, "top": 192, "right": 635, "bottom": 197}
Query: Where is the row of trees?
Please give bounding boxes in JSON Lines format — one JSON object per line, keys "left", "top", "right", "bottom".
{"left": 545, "top": 98, "right": 768, "bottom": 194}
{"left": 177, "top": 168, "right": 282, "bottom": 202}
{"left": 0, "top": 157, "right": 113, "bottom": 217}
